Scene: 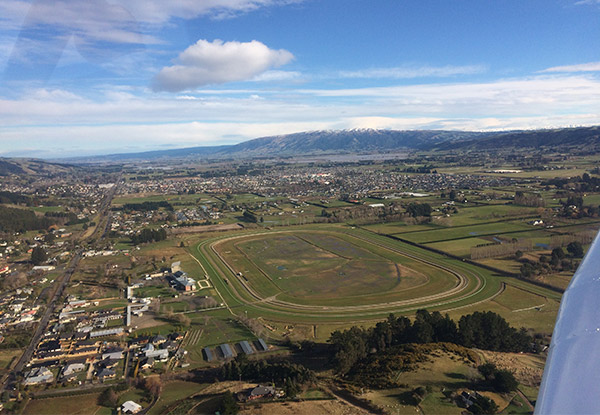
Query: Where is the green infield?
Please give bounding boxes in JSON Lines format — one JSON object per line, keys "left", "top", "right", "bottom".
{"left": 213, "top": 230, "right": 456, "bottom": 306}
{"left": 179, "top": 225, "right": 561, "bottom": 333}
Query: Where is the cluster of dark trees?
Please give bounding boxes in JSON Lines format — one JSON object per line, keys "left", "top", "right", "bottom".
{"left": 0, "top": 206, "right": 55, "bottom": 233}
{"left": 557, "top": 193, "right": 600, "bottom": 218}
{"left": 0, "top": 191, "right": 32, "bottom": 205}
{"left": 329, "top": 310, "right": 533, "bottom": 375}
{"left": 519, "top": 243, "right": 582, "bottom": 279}
{"left": 440, "top": 189, "right": 458, "bottom": 200}
{"left": 31, "top": 246, "right": 48, "bottom": 265}
{"left": 466, "top": 392, "right": 499, "bottom": 414}
{"left": 406, "top": 203, "right": 432, "bottom": 218}
{"left": 320, "top": 203, "right": 405, "bottom": 224}
{"left": 121, "top": 201, "right": 173, "bottom": 212}
{"left": 546, "top": 173, "right": 600, "bottom": 193}
{"left": 514, "top": 191, "right": 545, "bottom": 207}
{"left": 44, "top": 211, "right": 89, "bottom": 226}
{"left": 402, "top": 165, "right": 437, "bottom": 173}
{"left": 219, "top": 354, "right": 315, "bottom": 397}
{"left": 130, "top": 228, "right": 167, "bottom": 245}
{"left": 219, "top": 392, "right": 239, "bottom": 415}
{"left": 242, "top": 210, "right": 258, "bottom": 223}
{"left": 0, "top": 330, "right": 31, "bottom": 350}
{"left": 477, "top": 363, "right": 518, "bottom": 393}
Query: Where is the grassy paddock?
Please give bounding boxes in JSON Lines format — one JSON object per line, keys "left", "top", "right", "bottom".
{"left": 23, "top": 392, "right": 105, "bottom": 415}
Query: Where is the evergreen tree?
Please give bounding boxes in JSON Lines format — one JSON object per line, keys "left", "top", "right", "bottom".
{"left": 219, "top": 391, "right": 239, "bottom": 415}
{"left": 31, "top": 246, "right": 47, "bottom": 265}
{"left": 567, "top": 241, "right": 584, "bottom": 258}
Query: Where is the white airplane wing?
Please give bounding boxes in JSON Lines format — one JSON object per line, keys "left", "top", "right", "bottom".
{"left": 536, "top": 231, "right": 600, "bottom": 414}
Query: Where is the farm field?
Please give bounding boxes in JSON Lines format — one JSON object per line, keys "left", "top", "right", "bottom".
{"left": 23, "top": 392, "right": 107, "bottom": 415}
{"left": 397, "top": 220, "right": 534, "bottom": 244}
{"left": 148, "top": 381, "right": 208, "bottom": 415}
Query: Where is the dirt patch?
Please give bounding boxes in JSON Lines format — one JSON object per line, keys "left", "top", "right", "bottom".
{"left": 240, "top": 400, "right": 368, "bottom": 415}
{"left": 170, "top": 223, "right": 243, "bottom": 234}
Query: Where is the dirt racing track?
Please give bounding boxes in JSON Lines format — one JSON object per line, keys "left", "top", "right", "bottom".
{"left": 192, "top": 226, "right": 505, "bottom": 323}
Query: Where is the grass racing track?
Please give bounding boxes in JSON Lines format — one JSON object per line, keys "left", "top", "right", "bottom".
{"left": 191, "top": 225, "right": 505, "bottom": 324}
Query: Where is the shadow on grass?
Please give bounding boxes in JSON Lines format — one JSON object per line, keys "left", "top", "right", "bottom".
{"left": 445, "top": 372, "right": 467, "bottom": 380}
{"left": 387, "top": 391, "right": 419, "bottom": 406}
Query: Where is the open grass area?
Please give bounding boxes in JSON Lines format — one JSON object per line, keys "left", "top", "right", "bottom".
{"left": 439, "top": 205, "right": 539, "bottom": 227}
{"left": 446, "top": 290, "right": 560, "bottom": 334}
{"left": 118, "top": 388, "right": 147, "bottom": 406}
{"left": 23, "top": 392, "right": 105, "bottom": 415}
{"left": 427, "top": 238, "right": 492, "bottom": 257}
{"left": 187, "top": 225, "right": 535, "bottom": 324}
{"left": 400, "top": 220, "right": 534, "bottom": 244}
{"left": 493, "top": 284, "right": 547, "bottom": 311}
{"left": 214, "top": 229, "right": 458, "bottom": 307}
{"left": 362, "top": 349, "right": 478, "bottom": 414}
{"left": 148, "top": 381, "right": 208, "bottom": 415}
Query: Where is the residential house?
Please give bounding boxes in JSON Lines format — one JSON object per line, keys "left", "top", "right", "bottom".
{"left": 23, "top": 367, "right": 54, "bottom": 385}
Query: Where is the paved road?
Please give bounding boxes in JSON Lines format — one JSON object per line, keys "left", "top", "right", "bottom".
{"left": 1, "top": 179, "right": 120, "bottom": 392}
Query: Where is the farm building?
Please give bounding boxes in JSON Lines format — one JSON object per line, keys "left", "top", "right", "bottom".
{"left": 122, "top": 400, "right": 142, "bottom": 414}
{"left": 172, "top": 271, "right": 197, "bottom": 291}
{"left": 239, "top": 340, "right": 254, "bottom": 355}
{"left": 203, "top": 347, "right": 214, "bottom": 362}
{"left": 256, "top": 338, "right": 268, "bottom": 352}
{"left": 248, "top": 385, "right": 275, "bottom": 401}
{"left": 23, "top": 367, "right": 54, "bottom": 385}
{"left": 219, "top": 343, "right": 234, "bottom": 359}
{"left": 90, "top": 327, "right": 123, "bottom": 338}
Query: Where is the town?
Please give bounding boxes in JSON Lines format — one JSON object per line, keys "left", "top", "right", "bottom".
{"left": 0, "top": 150, "right": 598, "bottom": 414}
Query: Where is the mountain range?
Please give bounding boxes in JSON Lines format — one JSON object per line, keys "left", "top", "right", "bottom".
{"left": 72, "top": 126, "right": 599, "bottom": 163}
{"left": 2, "top": 126, "right": 598, "bottom": 169}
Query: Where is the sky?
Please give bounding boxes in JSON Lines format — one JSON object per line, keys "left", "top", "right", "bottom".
{"left": 0, "top": 0, "right": 599, "bottom": 158}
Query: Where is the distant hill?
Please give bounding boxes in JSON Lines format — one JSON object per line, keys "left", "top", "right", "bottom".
{"left": 0, "top": 158, "right": 77, "bottom": 176}
{"left": 221, "top": 129, "right": 491, "bottom": 155}
{"left": 0, "top": 159, "right": 25, "bottom": 176}
{"left": 72, "top": 129, "right": 494, "bottom": 162}
{"left": 436, "top": 126, "right": 600, "bottom": 152}
{"left": 64, "top": 126, "right": 600, "bottom": 163}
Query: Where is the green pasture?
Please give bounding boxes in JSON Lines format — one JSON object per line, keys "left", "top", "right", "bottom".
{"left": 363, "top": 221, "right": 437, "bottom": 235}
{"left": 402, "top": 220, "right": 534, "bottom": 244}
{"left": 148, "top": 381, "right": 208, "bottom": 415}
{"left": 493, "top": 284, "right": 547, "bottom": 311}
{"left": 23, "top": 392, "right": 106, "bottom": 415}
{"left": 441, "top": 205, "right": 539, "bottom": 227}
{"left": 427, "top": 238, "right": 492, "bottom": 257}
{"left": 215, "top": 230, "right": 459, "bottom": 306}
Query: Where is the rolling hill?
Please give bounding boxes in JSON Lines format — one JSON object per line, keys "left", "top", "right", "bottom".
{"left": 55, "top": 125, "right": 600, "bottom": 163}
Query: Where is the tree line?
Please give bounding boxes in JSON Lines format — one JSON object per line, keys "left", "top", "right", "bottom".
{"left": 0, "top": 206, "right": 56, "bottom": 233}
{"left": 219, "top": 353, "right": 315, "bottom": 397}
{"left": 0, "top": 191, "right": 32, "bottom": 205}
{"left": 329, "top": 310, "right": 533, "bottom": 375}
{"left": 120, "top": 201, "right": 173, "bottom": 212}
{"left": 130, "top": 228, "right": 167, "bottom": 244}
{"left": 519, "top": 243, "right": 582, "bottom": 279}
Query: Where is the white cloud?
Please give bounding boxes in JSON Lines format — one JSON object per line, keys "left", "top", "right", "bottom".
{"left": 0, "top": 1, "right": 302, "bottom": 41}
{"left": 252, "top": 70, "right": 302, "bottom": 82}
{"left": 338, "top": 64, "right": 487, "bottom": 79}
{"left": 112, "top": 0, "right": 303, "bottom": 23}
{"left": 1, "top": 1, "right": 161, "bottom": 45}
{"left": 153, "top": 39, "right": 294, "bottom": 92}
{"left": 1, "top": 73, "right": 600, "bottom": 157}
{"left": 540, "top": 62, "right": 600, "bottom": 73}
{"left": 574, "top": 0, "right": 600, "bottom": 5}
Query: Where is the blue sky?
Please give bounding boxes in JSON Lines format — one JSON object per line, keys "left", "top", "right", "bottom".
{"left": 1, "top": 0, "right": 599, "bottom": 158}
